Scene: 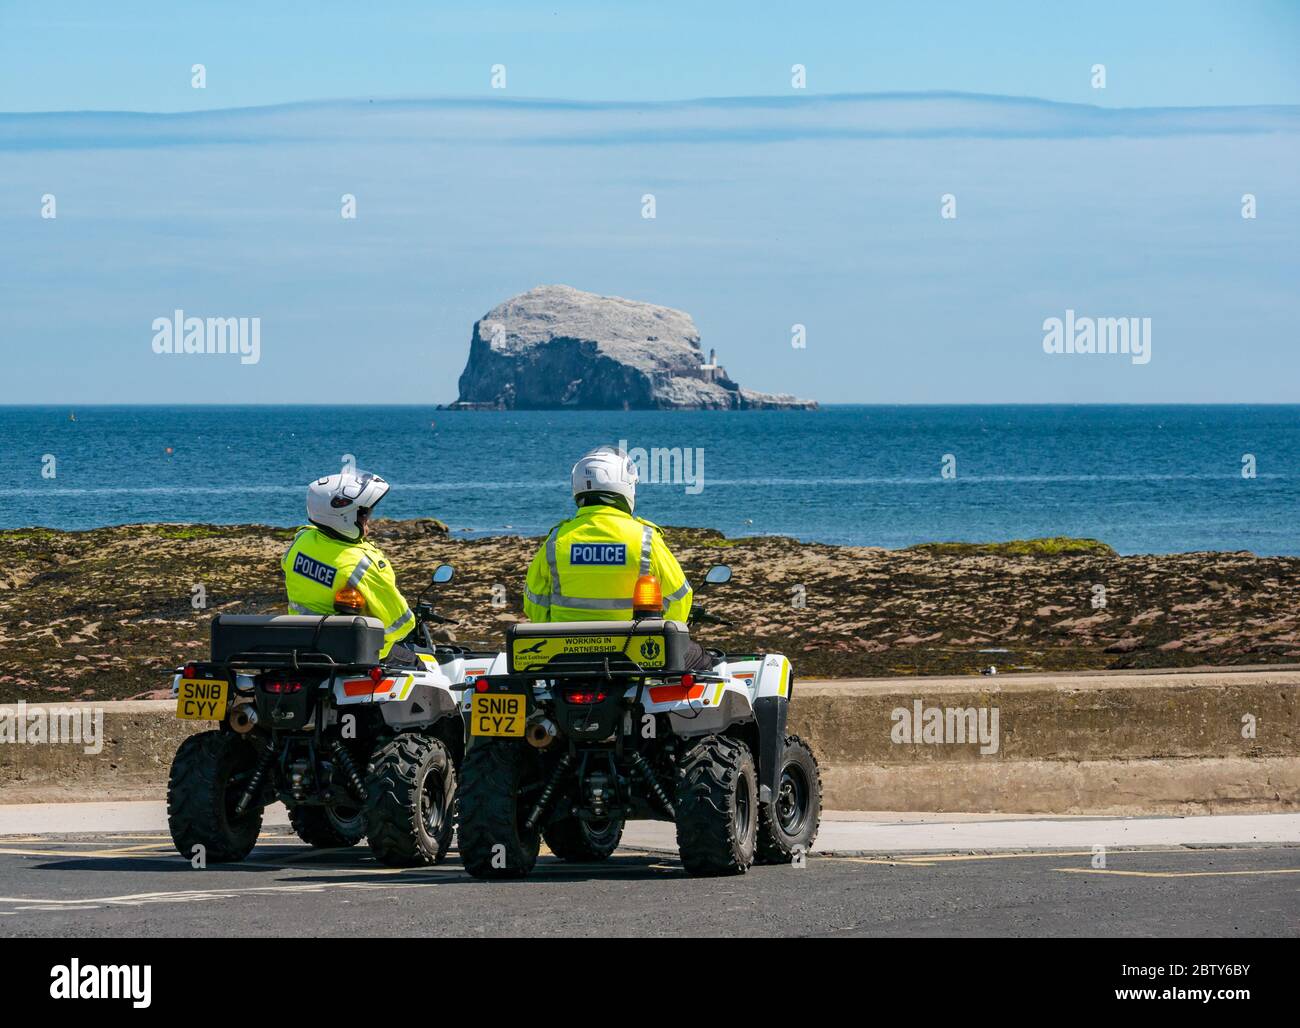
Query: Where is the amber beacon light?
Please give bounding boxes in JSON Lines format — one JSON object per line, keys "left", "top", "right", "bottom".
{"left": 333, "top": 586, "right": 367, "bottom": 615}
{"left": 631, "top": 574, "right": 662, "bottom": 617}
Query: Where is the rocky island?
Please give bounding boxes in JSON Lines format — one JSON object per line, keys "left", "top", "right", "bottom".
{"left": 448, "top": 285, "right": 816, "bottom": 410}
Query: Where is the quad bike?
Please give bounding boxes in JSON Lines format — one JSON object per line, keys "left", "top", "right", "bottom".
{"left": 455, "top": 564, "right": 821, "bottom": 879}
{"left": 166, "top": 563, "right": 499, "bottom": 866}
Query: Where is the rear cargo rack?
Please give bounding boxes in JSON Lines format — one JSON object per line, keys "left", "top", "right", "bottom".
{"left": 210, "top": 650, "right": 379, "bottom": 675}
{"left": 452, "top": 669, "right": 725, "bottom": 691}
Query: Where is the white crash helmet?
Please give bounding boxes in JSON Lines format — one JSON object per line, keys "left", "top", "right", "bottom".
{"left": 306, "top": 470, "right": 391, "bottom": 542}
{"left": 571, "top": 446, "right": 639, "bottom": 513}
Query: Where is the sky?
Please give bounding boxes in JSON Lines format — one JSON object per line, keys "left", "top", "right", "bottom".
{"left": 3, "top": 1, "right": 1299, "bottom": 111}
{"left": 1, "top": 1, "right": 1298, "bottom": 405}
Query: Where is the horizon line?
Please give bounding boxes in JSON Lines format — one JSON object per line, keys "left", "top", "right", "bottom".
{"left": 6, "top": 402, "right": 1300, "bottom": 410}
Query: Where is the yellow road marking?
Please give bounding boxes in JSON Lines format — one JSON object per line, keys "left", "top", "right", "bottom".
{"left": 0, "top": 878, "right": 453, "bottom": 911}
{"left": 75, "top": 834, "right": 176, "bottom": 842}
{"left": 1054, "top": 867, "right": 1300, "bottom": 879}
{"left": 83, "top": 842, "right": 175, "bottom": 854}
{"left": 839, "top": 847, "right": 1238, "bottom": 867}
{"left": 0, "top": 842, "right": 177, "bottom": 858}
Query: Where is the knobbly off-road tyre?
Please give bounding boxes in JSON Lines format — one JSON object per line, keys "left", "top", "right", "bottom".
{"left": 457, "top": 738, "right": 541, "bottom": 879}
{"left": 674, "top": 734, "right": 758, "bottom": 876}
{"left": 364, "top": 733, "right": 456, "bottom": 867}
{"left": 755, "top": 735, "right": 822, "bottom": 864}
{"left": 288, "top": 801, "right": 366, "bottom": 849}
{"left": 542, "top": 816, "right": 624, "bottom": 862}
{"left": 167, "top": 730, "right": 264, "bottom": 863}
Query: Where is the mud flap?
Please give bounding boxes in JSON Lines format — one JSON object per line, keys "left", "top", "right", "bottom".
{"left": 753, "top": 695, "right": 788, "bottom": 805}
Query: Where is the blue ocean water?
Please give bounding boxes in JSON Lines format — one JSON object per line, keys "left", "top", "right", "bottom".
{"left": 2, "top": 405, "right": 1297, "bottom": 555}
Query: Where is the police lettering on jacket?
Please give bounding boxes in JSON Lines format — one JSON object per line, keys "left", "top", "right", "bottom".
{"left": 569, "top": 543, "right": 626, "bottom": 566}
{"left": 292, "top": 552, "right": 337, "bottom": 587}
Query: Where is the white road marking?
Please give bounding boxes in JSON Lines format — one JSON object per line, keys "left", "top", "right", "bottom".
{"left": 0, "top": 875, "right": 456, "bottom": 913}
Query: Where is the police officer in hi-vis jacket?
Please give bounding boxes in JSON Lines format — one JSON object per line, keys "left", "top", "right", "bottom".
{"left": 524, "top": 446, "right": 713, "bottom": 670}
{"left": 282, "top": 470, "right": 416, "bottom": 664}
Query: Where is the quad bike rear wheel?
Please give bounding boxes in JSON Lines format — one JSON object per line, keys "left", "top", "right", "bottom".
{"left": 364, "top": 733, "right": 456, "bottom": 867}
{"left": 756, "top": 735, "right": 822, "bottom": 864}
{"left": 457, "top": 738, "right": 541, "bottom": 879}
{"left": 674, "top": 734, "right": 758, "bottom": 876}
{"left": 543, "top": 816, "right": 624, "bottom": 862}
{"left": 288, "top": 801, "right": 366, "bottom": 849}
{"left": 167, "top": 730, "right": 264, "bottom": 863}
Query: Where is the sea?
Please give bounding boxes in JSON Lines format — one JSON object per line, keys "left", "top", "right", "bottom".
{"left": 2, "top": 405, "right": 1297, "bottom": 556}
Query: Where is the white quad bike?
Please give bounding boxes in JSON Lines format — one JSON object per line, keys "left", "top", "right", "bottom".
{"left": 456, "top": 564, "right": 821, "bottom": 878}
{"left": 167, "top": 563, "right": 499, "bottom": 866}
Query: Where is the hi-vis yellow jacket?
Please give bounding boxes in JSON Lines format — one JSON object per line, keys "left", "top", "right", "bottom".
{"left": 281, "top": 527, "right": 413, "bottom": 658}
{"left": 524, "top": 505, "right": 693, "bottom": 623}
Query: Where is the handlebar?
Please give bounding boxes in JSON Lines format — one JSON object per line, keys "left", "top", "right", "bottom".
{"left": 688, "top": 608, "right": 733, "bottom": 628}
{"left": 417, "top": 604, "right": 457, "bottom": 626}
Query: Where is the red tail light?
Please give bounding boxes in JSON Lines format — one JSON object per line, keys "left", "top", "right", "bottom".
{"left": 183, "top": 663, "right": 198, "bottom": 679}
{"left": 681, "top": 673, "right": 695, "bottom": 690}
{"left": 368, "top": 666, "right": 384, "bottom": 684}
{"left": 262, "top": 679, "right": 304, "bottom": 694}
{"left": 565, "top": 688, "right": 608, "bottom": 705}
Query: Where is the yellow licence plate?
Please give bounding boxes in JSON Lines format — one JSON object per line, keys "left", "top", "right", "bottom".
{"left": 470, "top": 693, "right": 525, "bottom": 737}
{"left": 176, "top": 678, "right": 229, "bottom": 721}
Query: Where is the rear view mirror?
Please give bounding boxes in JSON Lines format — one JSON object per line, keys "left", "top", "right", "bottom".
{"left": 432, "top": 563, "right": 454, "bottom": 584}
{"left": 704, "top": 564, "right": 732, "bottom": 585}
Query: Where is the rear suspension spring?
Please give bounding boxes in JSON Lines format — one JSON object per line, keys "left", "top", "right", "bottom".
{"left": 235, "top": 741, "right": 276, "bottom": 816}
{"left": 329, "top": 738, "right": 368, "bottom": 802}
{"left": 627, "top": 750, "right": 674, "bottom": 819}
{"left": 524, "top": 752, "right": 573, "bottom": 831}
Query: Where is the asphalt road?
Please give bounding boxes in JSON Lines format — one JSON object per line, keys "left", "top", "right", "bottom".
{"left": 0, "top": 829, "right": 1295, "bottom": 937}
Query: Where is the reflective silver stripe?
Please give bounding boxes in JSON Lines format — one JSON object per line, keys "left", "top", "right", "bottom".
{"left": 662, "top": 580, "right": 692, "bottom": 609}
{"left": 639, "top": 525, "right": 653, "bottom": 576}
{"left": 545, "top": 527, "right": 561, "bottom": 604}
{"left": 546, "top": 523, "right": 644, "bottom": 611}
{"left": 283, "top": 528, "right": 308, "bottom": 563}
{"left": 524, "top": 587, "right": 551, "bottom": 608}
{"left": 554, "top": 595, "right": 633, "bottom": 610}
{"left": 346, "top": 555, "right": 372, "bottom": 589}
{"left": 288, "top": 602, "right": 315, "bottom": 614}
{"left": 386, "top": 609, "right": 414, "bottom": 634}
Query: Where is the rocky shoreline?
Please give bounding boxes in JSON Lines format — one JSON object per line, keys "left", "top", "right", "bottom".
{"left": 3, "top": 520, "right": 1299, "bottom": 704}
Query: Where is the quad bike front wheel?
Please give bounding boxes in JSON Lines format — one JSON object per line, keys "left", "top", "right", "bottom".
{"left": 364, "top": 733, "right": 456, "bottom": 867}
{"left": 457, "top": 738, "right": 541, "bottom": 879}
{"left": 543, "top": 816, "right": 624, "bottom": 862}
{"left": 166, "top": 730, "right": 264, "bottom": 863}
{"left": 674, "top": 734, "right": 758, "bottom": 876}
{"left": 288, "top": 801, "right": 367, "bottom": 849}
{"left": 756, "top": 735, "right": 822, "bottom": 864}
